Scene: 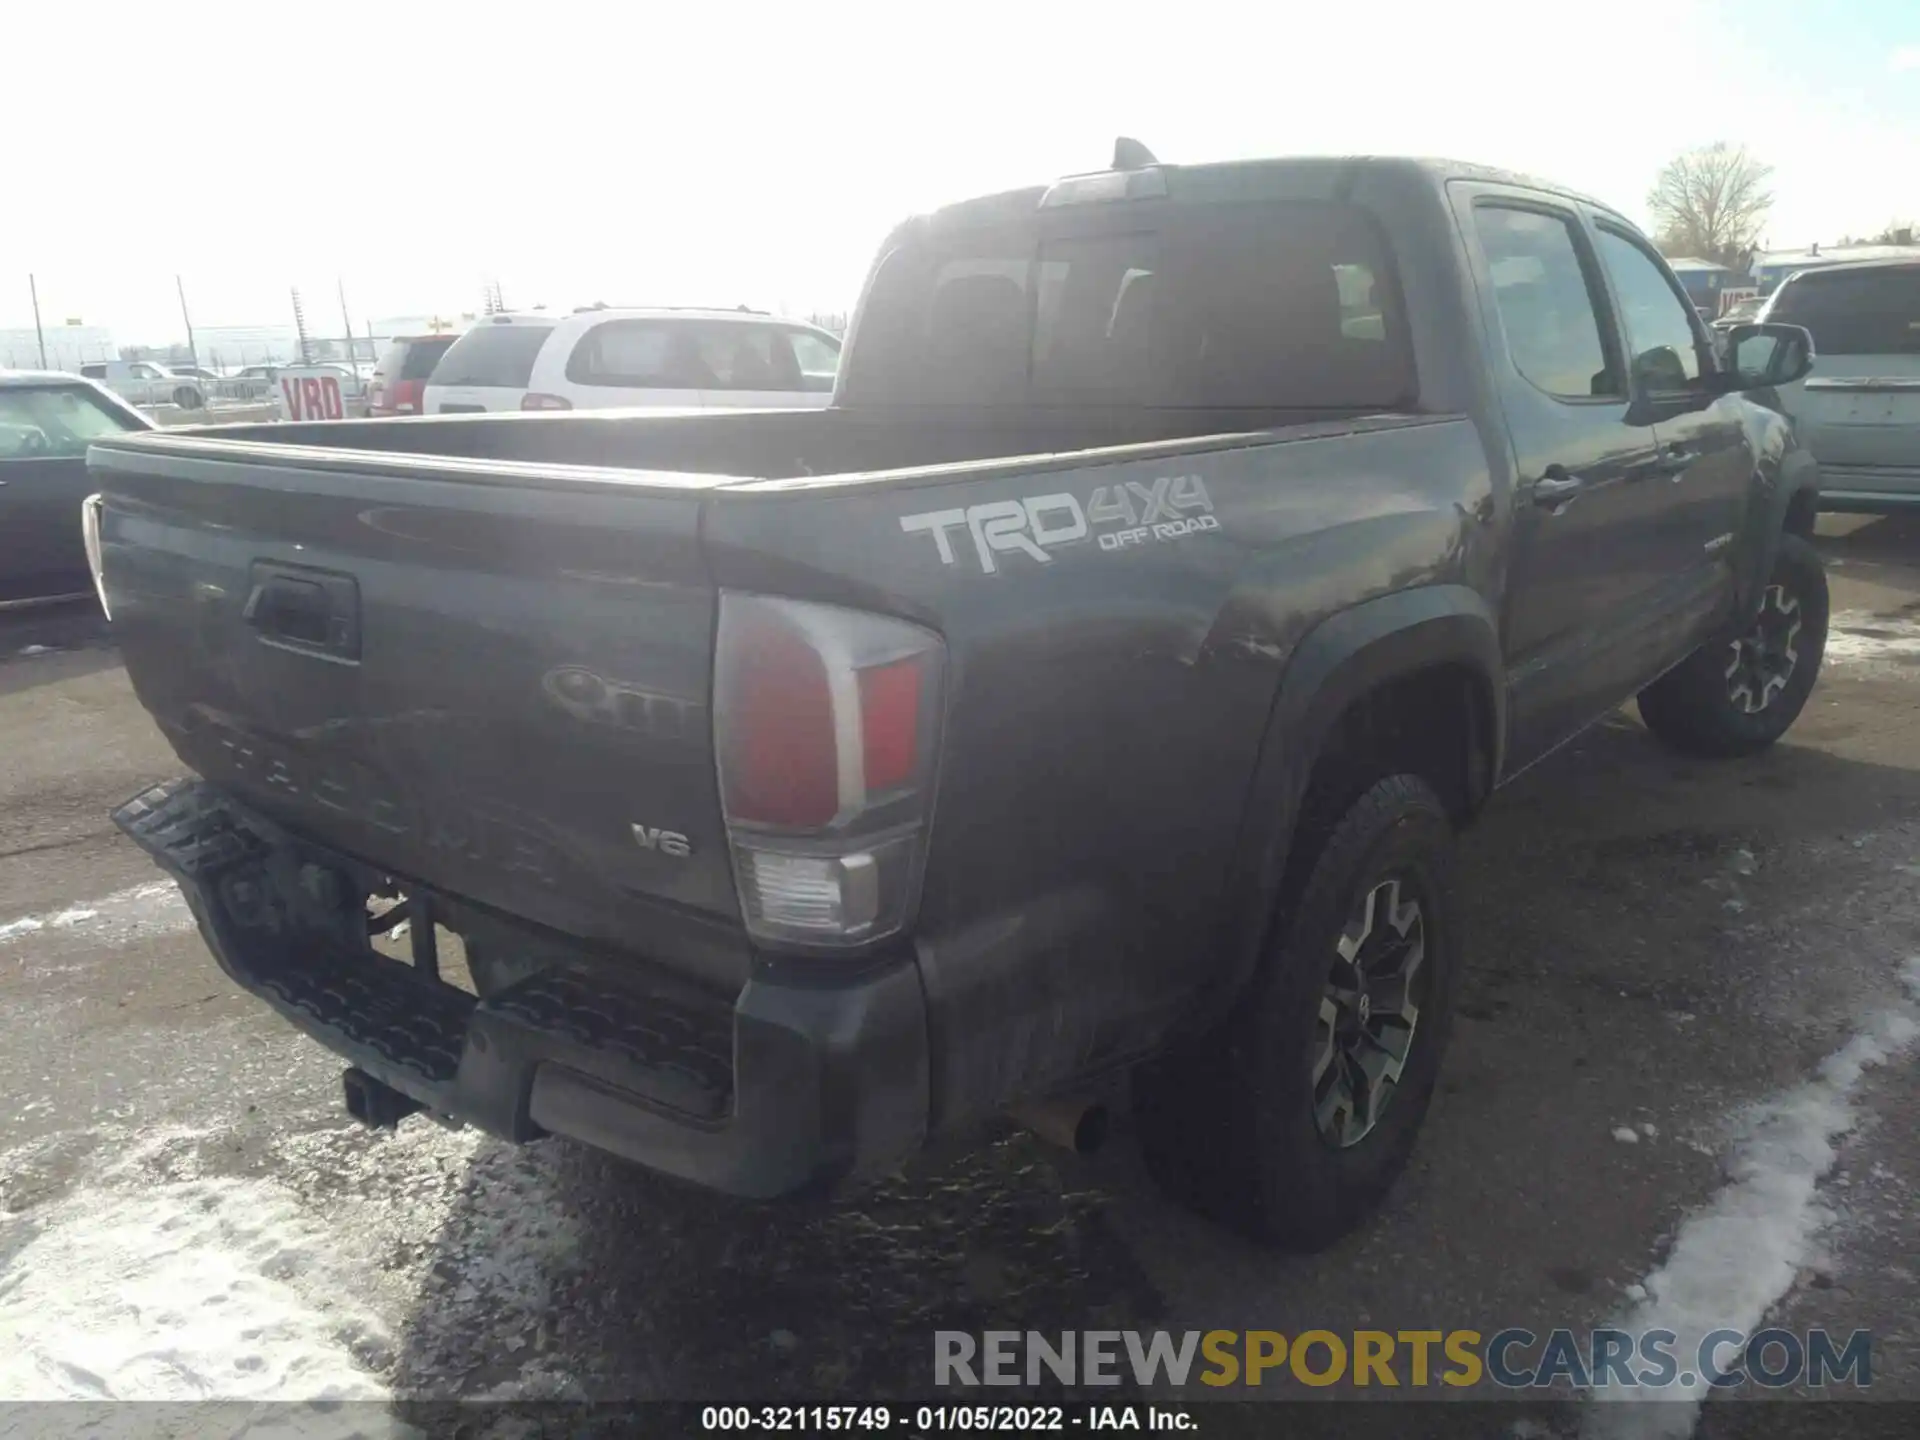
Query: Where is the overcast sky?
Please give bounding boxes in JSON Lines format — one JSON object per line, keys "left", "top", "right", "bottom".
{"left": 3, "top": 0, "right": 1916, "bottom": 345}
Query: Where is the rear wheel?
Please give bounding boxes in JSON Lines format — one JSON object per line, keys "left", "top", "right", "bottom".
{"left": 1637, "top": 533, "right": 1828, "bottom": 758}
{"left": 1134, "top": 774, "right": 1457, "bottom": 1249}
{"left": 172, "top": 385, "right": 205, "bottom": 410}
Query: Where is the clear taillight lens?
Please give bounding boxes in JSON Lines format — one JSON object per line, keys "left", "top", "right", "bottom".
{"left": 714, "top": 593, "right": 944, "bottom": 948}
{"left": 81, "top": 493, "right": 110, "bottom": 620}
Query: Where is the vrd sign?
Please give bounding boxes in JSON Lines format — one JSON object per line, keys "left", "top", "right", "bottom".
{"left": 277, "top": 369, "right": 347, "bottom": 421}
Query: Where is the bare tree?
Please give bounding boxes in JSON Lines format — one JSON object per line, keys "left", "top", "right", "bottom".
{"left": 1647, "top": 143, "right": 1773, "bottom": 268}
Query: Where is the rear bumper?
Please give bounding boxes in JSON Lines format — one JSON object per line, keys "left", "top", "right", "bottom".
{"left": 114, "top": 776, "right": 930, "bottom": 1199}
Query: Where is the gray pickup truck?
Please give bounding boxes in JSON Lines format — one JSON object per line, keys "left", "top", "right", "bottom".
{"left": 92, "top": 146, "right": 1824, "bottom": 1250}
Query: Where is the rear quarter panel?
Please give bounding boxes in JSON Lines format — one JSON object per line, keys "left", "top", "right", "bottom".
{"left": 704, "top": 417, "right": 1498, "bottom": 1126}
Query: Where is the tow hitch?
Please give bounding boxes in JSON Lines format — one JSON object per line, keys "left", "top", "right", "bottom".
{"left": 341, "top": 1066, "right": 426, "bottom": 1130}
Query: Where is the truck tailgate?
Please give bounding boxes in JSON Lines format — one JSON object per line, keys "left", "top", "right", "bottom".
{"left": 89, "top": 436, "right": 740, "bottom": 957}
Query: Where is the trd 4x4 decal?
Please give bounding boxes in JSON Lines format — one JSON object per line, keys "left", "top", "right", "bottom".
{"left": 899, "top": 474, "right": 1219, "bottom": 575}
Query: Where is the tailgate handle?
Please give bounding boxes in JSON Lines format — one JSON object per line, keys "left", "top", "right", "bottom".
{"left": 244, "top": 563, "right": 361, "bottom": 662}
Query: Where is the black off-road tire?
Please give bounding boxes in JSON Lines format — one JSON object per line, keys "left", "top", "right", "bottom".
{"left": 1637, "top": 533, "right": 1828, "bottom": 758}
{"left": 173, "top": 384, "right": 206, "bottom": 410}
{"left": 1133, "top": 774, "right": 1458, "bottom": 1250}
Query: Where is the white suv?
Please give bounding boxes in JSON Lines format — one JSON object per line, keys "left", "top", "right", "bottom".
{"left": 421, "top": 308, "right": 842, "bottom": 416}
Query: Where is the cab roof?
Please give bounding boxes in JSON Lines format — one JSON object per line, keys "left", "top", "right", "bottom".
{"left": 920, "top": 153, "right": 1626, "bottom": 233}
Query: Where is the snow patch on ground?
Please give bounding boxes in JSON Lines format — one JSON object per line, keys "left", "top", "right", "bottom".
{"left": 262, "top": 1125, "right": 588, "bottom": 1397}
{"left": 1584, "top": 955, "right": 1920, "bottom": 1439}
{"left": 0, "top": 1112, "right": 588, "bottom": 1415}
{"left": 0, "top": 881, "right": 190, "bottom": 951}
{"left": 1824, "top": 612, "right": 1920, "bottom": 666}
{"left": 0, "top": 1140, "right": 390, "bottom": 1405}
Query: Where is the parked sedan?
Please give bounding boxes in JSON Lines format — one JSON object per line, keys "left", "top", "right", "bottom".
{"left": 0, "top": 372, "right": 153, "bottom": 607}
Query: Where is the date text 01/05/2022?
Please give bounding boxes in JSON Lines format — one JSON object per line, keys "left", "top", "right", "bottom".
{"left": 699, "top": 1404, "right": 1192, "bottom": 1432}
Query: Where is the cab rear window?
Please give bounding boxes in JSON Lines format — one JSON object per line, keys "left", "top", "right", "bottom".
{"left": 841, "top": 199, "right": 1415, "bottom": 411}
{"left": 429, "top": 322, "right": 555, "bottom": 387}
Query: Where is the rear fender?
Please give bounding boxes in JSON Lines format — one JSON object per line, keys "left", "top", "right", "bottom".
{"left": 1201, "top": 584, "right": 1504, "bottom": 1031}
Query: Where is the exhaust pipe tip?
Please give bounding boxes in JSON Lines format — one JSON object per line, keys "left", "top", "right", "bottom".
{"left": 1011, "top": 1096, "right": 1110, "bottom": 1156}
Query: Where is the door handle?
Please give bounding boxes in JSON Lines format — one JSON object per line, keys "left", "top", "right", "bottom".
{"left": 1531, "top": 467, "right": 1586, "bottom": 507}
{"left": 1634, "top": 445, "right": 1695, "bottom": 481}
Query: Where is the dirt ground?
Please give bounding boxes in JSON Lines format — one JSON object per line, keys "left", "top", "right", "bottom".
{"left": 2, "top": 514, "right": 1917, "bottom": 1436}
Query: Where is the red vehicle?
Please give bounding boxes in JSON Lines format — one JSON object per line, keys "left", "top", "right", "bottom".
{"left": 366, "top": 334, "right": 459, "bottom": 417}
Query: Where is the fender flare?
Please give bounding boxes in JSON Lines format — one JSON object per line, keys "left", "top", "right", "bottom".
{"left": 1201, "top": 584, "right": 1505, "bottom": 1030}
{"left": 1732, "top": 435, "right": 1820, "bottom": 617}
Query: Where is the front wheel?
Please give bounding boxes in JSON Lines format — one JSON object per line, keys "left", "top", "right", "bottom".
{"left": 1134, "top": 774, "right": 1458, "bottom": 1250}
{"left": 1637, "top": 533, "right": 1828, "bottom": 758}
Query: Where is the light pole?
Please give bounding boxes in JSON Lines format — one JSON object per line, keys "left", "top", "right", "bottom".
{"left": 28, "top": 274, "right": 48, "bottom": 368}
{"left": 176, "top": 275, "right": 200, "bottom": 369}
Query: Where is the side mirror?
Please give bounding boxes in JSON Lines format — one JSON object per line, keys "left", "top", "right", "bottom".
{"left": 1723, "top": 322, "right": 1816, "bottom": 390}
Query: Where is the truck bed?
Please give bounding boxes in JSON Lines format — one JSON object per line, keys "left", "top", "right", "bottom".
{"left": 89, "top": 404, "right": 1485, "bottom": 1049}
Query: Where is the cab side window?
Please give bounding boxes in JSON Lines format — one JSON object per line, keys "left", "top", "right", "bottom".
{"left": 1594, "top": 228, "right": 1708, "bottom": 392}
{"left": 0, "top": 386, "right": 135, "bottom": 458}
{"left": 1473, "top": 206, "right": 1621, "bottom": 400}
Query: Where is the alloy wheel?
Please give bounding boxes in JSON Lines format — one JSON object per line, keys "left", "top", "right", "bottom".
{"left": 1725, "top": 583, "right": 1802, "bottom": 715}
{"left": 1312, "top": 875, "right": 1427, "bottom": 1148}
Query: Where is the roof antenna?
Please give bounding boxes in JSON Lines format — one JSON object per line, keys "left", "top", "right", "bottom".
{"left": 1112, "top": 137, "right": 1157, "bottom": 171}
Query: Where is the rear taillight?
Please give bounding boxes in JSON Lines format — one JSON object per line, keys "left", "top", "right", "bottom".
{"left": 81, "top": 494, "right": 110, "bottom": 620}
{"left": 714, "top": 594, "right": 944, "bottom": 948}
{"left": 521, "top": 392, "right": 572, "bottom": 411}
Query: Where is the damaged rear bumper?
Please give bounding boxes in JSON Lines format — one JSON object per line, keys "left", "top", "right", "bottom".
{"left": 113, "top": 777, "right": 929, "bottom": 1199}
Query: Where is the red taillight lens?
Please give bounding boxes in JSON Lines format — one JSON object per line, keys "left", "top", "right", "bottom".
{"left": 724, "top": 621, "right": 839, "bottom": 828}
{"left": 521, "top": 392, "right": 572, "bottom": 411}
{"left": 858, "top": 657, "right": 923, "bottom": 795}
{"left": 714, "top": 594, "right": 944, "bottom": 948}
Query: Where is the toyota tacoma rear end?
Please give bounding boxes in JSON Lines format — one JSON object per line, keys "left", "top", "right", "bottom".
{"left": 93, "top": 145, "right": 1826, "bottom": 1247}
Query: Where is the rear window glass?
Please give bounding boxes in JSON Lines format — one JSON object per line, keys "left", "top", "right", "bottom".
{"left": 394, "top": 337, "right": 456, "bottom": 381}
{"left": 841, "top": 199, "right": 1415, "bottom": 410}
{"left": 1769, "top": 267, "right": 1920, "bottom": 355}
{"left": 429, "top": 321, "right": 554, "bottom": 387}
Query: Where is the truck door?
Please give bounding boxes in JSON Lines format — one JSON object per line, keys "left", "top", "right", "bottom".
{"left": 1588, "top": 220, "right": 1753, "bottom": 626}
{"left": 1453, "top": 190, "right": 1669, "bottom": 769}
